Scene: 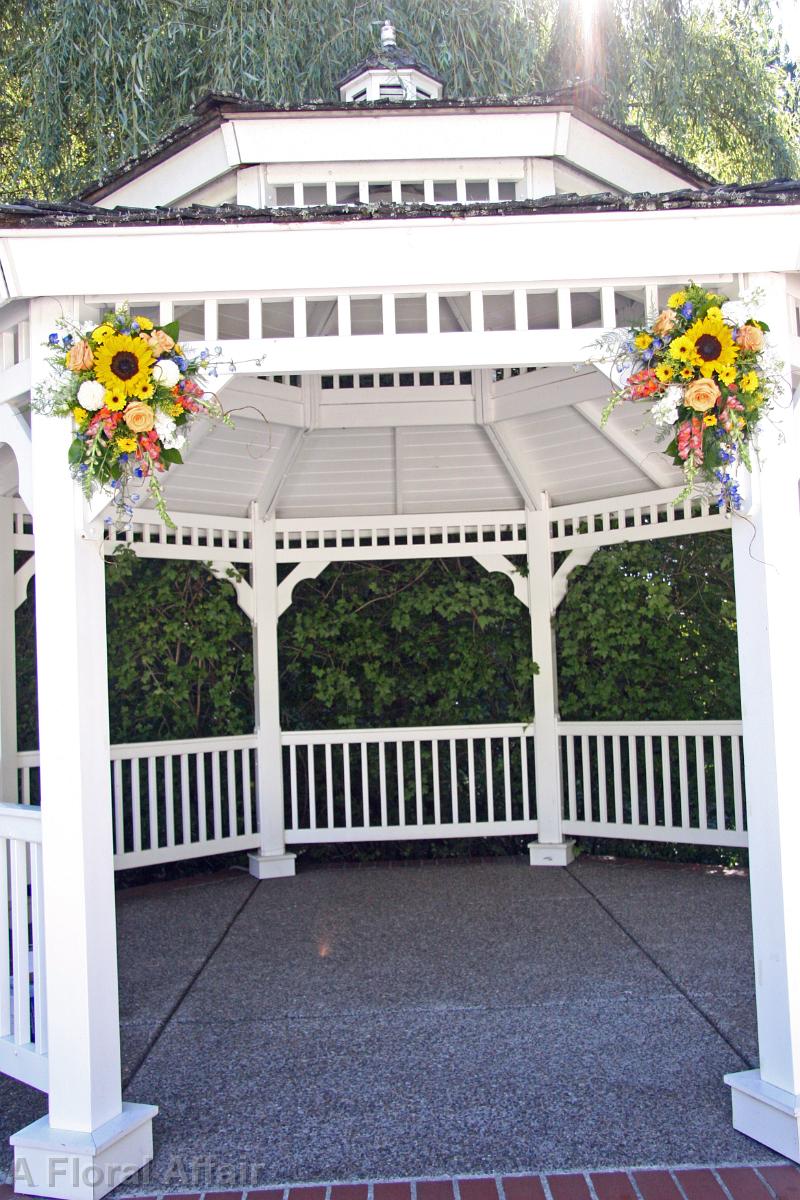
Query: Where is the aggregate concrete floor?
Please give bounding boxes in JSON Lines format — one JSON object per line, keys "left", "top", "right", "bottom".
{"left": 0, "top": 855, "right": 782, "bottom": 1191}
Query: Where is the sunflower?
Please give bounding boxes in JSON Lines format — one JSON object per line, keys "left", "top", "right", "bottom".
{"left": 94, "top": 333, "right": 155, "bottom": 398}
{"left": 683, "top": 314, "right": 739, "bottom": 378}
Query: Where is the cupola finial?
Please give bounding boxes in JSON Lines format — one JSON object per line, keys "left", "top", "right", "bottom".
{"left": 380, "top": 19, "right": 397, "bottom": 49}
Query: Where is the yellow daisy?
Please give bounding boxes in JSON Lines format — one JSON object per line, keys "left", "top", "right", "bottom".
{"left": 136, "top": 381, "right": 156, "bottom": 400}
{"left": 104, "top": 392, "right": 127, "bottom": 412}
{"left": 94, "top": 333, "right": 154, "bottom": 399}
{"left": 740, "top": 371, "right": 759, "bottom": 393}
{"left": 669, "top": 335, "right": 694, "bottom": 361}
{"left": 634, "top": 332, "right": 652, "bottom": 350}
{"left": 667, "top": 291, "right": 687, "bottom": 309}
{"left": 703, "top": 414, "right": 717, "bottom": 427}
{"left": 91, "top": 323, "right": 115, "bottom": 344}
{"left": 706, "top": 306, "right": 723, "bottom": 321}
{"left": 133, "top": 315, "right": 154, "bottom": 331}
{"left": 684, "top": 315, "right": 739, "bottom": 378}
{"left": 655, "top": 364, "right": 674, "bottom": 383}
{"left": 72, "top": 406, "right": 88, "bottom": 425}
{"left": 717, "top": 365, "right": 737, "bottom": 386}
{"left": 680, "top": 366, "right": 694, "bottom": 379}
{"left": 116, "top": 437, "right": 137, "bottom": 454}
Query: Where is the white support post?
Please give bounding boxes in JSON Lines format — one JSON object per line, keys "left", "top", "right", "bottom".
{"left": 11, "top": 300, "right": 156, "bottom": 1200}
{"left": 0, "top": 497, "right": 17, "bottom": 804}
{"left": 248, "top": 502, "right": 295, "bottom": 879}
{"left": 724, "top": 273, "right": 800, "bottom": 1160}
{"left": 526, "top": 502, "right": 574, "bottom": 866}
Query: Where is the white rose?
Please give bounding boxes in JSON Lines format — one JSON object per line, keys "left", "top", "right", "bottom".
{"left": 154, "top": 413, "right": 186, "bottom": 451}
{"left": 77, "top": 379, "right": 106, "bottom": 411}
{"left": 152, "top": 359, "right": 181, "bottom": 388}
{"left": 720, "top": 299, "right": 751, "bottom": 328}
{"left": 652, "top": 384, "right": 682, "bottom": 427}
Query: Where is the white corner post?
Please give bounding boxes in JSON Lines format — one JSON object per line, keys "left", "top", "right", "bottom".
{"left": 724, "top": 272, "right": 800, "bottom": 1160}
{"left": 248, "top": 503, "right": 295, "bottom": 879}
{"left": 526, "top": 501, "right": 574, "bottom": 866}
{"left": 0, "top": 496, "right": 18, "bottom": 805}
{"left": 11, "top": 299, "right": 156, "bottom": 1200}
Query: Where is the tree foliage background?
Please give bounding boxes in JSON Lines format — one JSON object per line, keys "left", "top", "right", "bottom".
{"left": 14, "top": 532, "right": 738, "bottom": 750}
{"left": 0, "top": 0, "right": 798, "bottom": 200}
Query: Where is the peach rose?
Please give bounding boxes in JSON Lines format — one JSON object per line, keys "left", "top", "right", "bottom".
{"left": 684, "top": 378, "right": 720, "bottom": 413}
{"left": 124, "top": 401, "right": 156, "bottom": 434}
{"left": 735, "top": 324, "right": 764, "bottom": 353}
{"left": 66, "top": 340, "right": 94, "bottom": 371}
{"left": 142, "top": 329, "right": 175, "bottom": 355}
{"left": 652, "top": 309, "right": 677, "bottom": 338}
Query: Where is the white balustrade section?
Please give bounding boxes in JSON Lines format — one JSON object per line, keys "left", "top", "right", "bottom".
{"left": 14, "top": 721, "right": 747, "bottom": 868}
{"left": 0, "top": 801, "right": 47, "bottom": 1091}
{"left": 548, "top": 489, "right": 730, "bottom": 550}
{"left": 559, "top": 721, "right": 747, "bottom": 846}
{"left": 275, "top": 511, "right": 528, "bottom": 562}
{"left": 18, "top": 736, "right": 260, "bottom": 870}
{"left": 282, "top": 724, "right": 537, "bottom": 841}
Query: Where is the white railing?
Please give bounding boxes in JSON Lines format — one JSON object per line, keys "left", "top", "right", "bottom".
{"left": 275, "top": 511, "right": 528, "bottom": 562}
{"left": 18, "top": 735, "right": 260, "bottom": 871}
{"left": 15, "top": 720, "right": 748, "bottom": 868}
{"left": 0, "top": 802, "right": 47, "bottom": 1091}
{"left": 559, "top": 721, "right": 746, "bottom": 846}
{"left": 282, "top": 723, "right": 537, "bottom": 842}
{"left": 547, "top": 489, "right": 730, "bottom": 550}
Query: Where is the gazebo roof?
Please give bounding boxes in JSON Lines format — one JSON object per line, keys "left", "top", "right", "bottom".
{"left": 3, "top": 179, "right": 798, "bottom": 230}
{"left": 74, "top": 86, "right": 715, "bottom": 204}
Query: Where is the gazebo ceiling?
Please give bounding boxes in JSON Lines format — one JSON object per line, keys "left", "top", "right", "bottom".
{"left": 146, "top": 366, "right": 678, "bottom": 518}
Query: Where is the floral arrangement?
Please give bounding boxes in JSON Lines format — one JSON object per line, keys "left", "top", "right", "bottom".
{"left": 34, "top": 306, "right": 228, "bottom": 527}
{"left": 598, "top": 284, "right": 778, "bottom": 510}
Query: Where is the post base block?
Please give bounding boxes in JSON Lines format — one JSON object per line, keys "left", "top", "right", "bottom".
{"left": 248, "top": 851, "right": 297, "bottom": 879}
{"left": 725, "top": 1068, "right": 800, "bottom": 1162}
{"left": 528, "top": 839, "right": 575, "bottom": 867}
{"left": 11, "top": 1101, "right": 158, "bottom": 1200}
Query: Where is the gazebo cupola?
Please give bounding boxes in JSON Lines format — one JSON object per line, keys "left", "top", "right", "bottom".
{"left": 337, "top": 19, "right": 444, "bottom": 102}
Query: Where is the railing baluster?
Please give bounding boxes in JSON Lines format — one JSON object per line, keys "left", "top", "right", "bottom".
{"left": 521, "top": 735, "right": 530, "bottom": 819}
{"left": 581, "top": 734, "right": 592, "bottom": 821}
{"left": 432, "top": 739, "right": 441, "bottom": 825}
{"left": 164, "top": 756, "right": 176, "bottom": 848}
{"left": 485, "top": 736, "right": 494, "bottom": 822}
{"left": 10, "top": 839, "right": 30, "bottom": 1045}
{"left": 361, "top": 743, "right": 370, "bottom": 828}
{"left": 467, "top": 738, "right": 476, "bottom": 824}
{"left": 644, "top": 736, "right": 656, "bottom": 827}
{"left": 131, "top": 759, "right": 142, "bottom": 852}
{"left": 713, "top": 734, "right": 725, "bottom": 830}
{"left": 0, "top": 838, "right": 10, "bottom": 1038}
{"left": 379, "top": 742, "right": 387, "bottom": 827}
{"left": 343, "top": 744, "right": 352, "bottom": 830}
{"left": 611, "top": 734, "right": 622, "bottom": 823}
{"left": 660, "top": 735, "right": 672, "bottom": 827}
{"left": 29, "top": 842, "right": 47, "bottom": 1054}
{"left": 678, "top": 736, "right": 690, "bottom": 828}
{"left": 196, "top": 752, "right": 208, "bottom": 843}
{"left": 414, "top": 739, "right": 423, "bottom": 826}
{"left": 308, "top": 745, "right": 316, "bottom": 830}
{"left": 566, "top": 736, "right": 577, "bottom": 822}
{"left": 226, "top": 749, "right": 238, "bottom": 837}
{"left": 732, "top": 735, "right": 745, "bottom": 834}
{"left": 449, "top": 739, "right": 458, "bottom": 823}
{"left": 396, "top": 742, "right": 406, "bottom": 827}
{"left": 112, "top": 759, "right": 124, "bottom": 855}
{"left": 695, "top": 735, "right": 708, "bottom": 830}
{"left": 596, "top": 736, "right": 608, "bottom": 826}
{"left": 147, "top": 755, "right": 159, "bottom": 851}
{"left": 211, "top": 751, "right": 222, "bottom": 840}
{"left": 180, "top": 754, "right": 191, "bottom": 845}
{"left": 288, "top": 744, "right": 298, "bottom": 832}
{"left": 325, "top": 743, "right": 334, "bottom": 828}
{"left": 242, "top": 748, "right": 253, "bottom": 836}
{"left": 502, "top": 737, "right": 511, "bottom": 822}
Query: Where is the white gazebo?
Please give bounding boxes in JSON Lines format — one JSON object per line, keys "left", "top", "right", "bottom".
{"left": 0, "top": 30, "right": 799, "bottom": 1199}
